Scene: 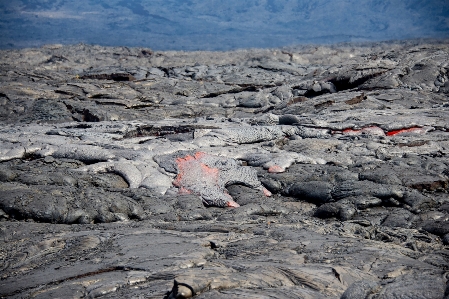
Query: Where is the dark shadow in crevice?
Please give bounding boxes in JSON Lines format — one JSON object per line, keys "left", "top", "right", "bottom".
{"left": 304, "top": 89, "right": 332, "bottom": 98}
{"left": 328, "top": 71, "right": 386, "bottom": 92}
{"left": 124, "top": 124, "right": 219, "bottom": 139}
{"left": 80, "top": 73, "right": 136, "bottom": 81}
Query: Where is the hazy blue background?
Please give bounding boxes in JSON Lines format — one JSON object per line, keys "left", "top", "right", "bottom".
{"left": 1, "top": 0, "right": 449, "bottom": 50}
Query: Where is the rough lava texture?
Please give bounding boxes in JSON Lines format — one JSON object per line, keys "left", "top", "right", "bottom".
{"left": 0, "top": 40, "right": 449, "bottom": 298}
{"left": 171, "top": 151, "right": 270, "bottom": 207}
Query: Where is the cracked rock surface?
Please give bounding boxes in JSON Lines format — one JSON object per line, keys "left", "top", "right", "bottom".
{"left": 1, "top": 40, "right": 449, "bottom": 298}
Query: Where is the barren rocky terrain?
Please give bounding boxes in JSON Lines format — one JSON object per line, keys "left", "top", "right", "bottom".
{"left": 1, "top": 40, "right": 449, "bottom": 298}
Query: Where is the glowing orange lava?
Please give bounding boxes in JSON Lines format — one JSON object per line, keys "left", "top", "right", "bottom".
{"left": 268, "top": 165, "right": 284, "bottom": 173}
{"left": 173, "top": 152, "right": 238, "bottom": 207}
{"left": 386, "top": 127, "right": 423, "bottom": 136}
{"left": 173, "top": 152, "right": 219, "bottom": 191}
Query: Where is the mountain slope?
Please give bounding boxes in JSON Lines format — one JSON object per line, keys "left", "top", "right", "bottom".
{"left": 1, "top": 0, "right": 448, "bottom": 50}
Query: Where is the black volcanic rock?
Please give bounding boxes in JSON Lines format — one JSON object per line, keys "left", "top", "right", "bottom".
{"left": 0, "top": 41, "right": 448, "bottom": 298}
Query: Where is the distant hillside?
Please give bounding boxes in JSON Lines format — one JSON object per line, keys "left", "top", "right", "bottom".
{"left": 1, "top": 0, "right": 448, "bottom": 50}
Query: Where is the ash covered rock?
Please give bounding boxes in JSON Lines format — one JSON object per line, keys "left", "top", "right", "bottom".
{"left": 1, "top": 40, "right": 449, "bottom": 298}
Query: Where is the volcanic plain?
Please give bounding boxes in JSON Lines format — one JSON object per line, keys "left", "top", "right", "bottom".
{"left": 1, "top": 40, "right": 449, "bottom": 298}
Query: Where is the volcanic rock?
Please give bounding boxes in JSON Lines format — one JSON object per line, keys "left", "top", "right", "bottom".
{"left": 0, "top": 40, "right": 448, "bottom": 298}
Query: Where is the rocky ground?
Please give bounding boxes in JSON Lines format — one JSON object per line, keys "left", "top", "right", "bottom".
{"left": 0, "top": 40, "right": 449, "bottom": 298}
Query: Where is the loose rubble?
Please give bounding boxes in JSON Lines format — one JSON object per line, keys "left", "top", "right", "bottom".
{"left": 0, "top": 40, "right": 449, "bottom": 298}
